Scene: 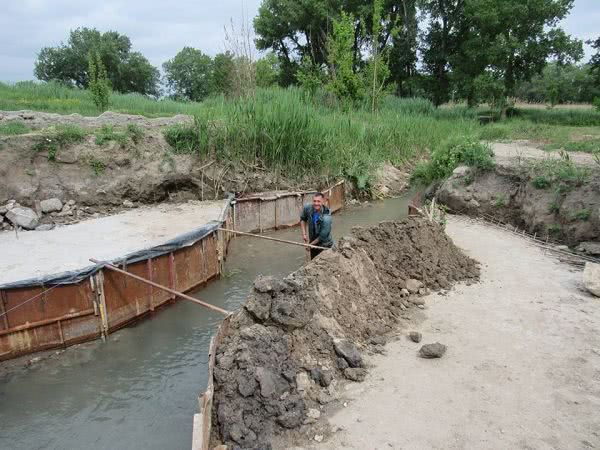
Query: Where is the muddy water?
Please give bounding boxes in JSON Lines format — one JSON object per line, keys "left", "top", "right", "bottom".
{"left": 0, "top": 196, "right": 413, "bottom": 450}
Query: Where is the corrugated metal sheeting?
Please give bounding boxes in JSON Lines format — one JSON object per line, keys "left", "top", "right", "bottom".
{"left": 0, "top": 182, "right": 345, "bottom": 361}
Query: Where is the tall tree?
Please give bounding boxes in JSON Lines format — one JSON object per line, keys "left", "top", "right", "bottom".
{"left": 588, "top": 36, "right": 600, "bottom": 85}
{"left": 211, "top": 52, "right": 235, "bottom": 95}
{"left": 387, "top": 0, "right": 418, "bottom": 96}
{"left": 35, "top": 27, "right": 159, "bottom": 96}
{"left": 163, "top": 47, "right": 213, "bottom": 101}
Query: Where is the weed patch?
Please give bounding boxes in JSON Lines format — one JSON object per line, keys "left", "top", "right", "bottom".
{"left": 94, "top": 124, "right": 144, "bottom": 147}
{"left": 572, "top": 208, "right": 591, "bottom": 221}
{"left": 32, "top": 124, "right": 86, "bottom": 161}
{"left": 0, "top": 121, "right": 30, "bottom": 135}
{"left": 163, "top": 123, "right": 201, "bottom": 154}
{"left": 412, "top": 137, "right": 495, "bottom": 184}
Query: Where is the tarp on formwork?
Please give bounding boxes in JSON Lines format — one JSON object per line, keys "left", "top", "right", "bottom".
{"left": 0, "top": 198, "right": 233, "bottom": 290}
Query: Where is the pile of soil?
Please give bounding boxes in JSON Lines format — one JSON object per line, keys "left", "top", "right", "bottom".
{"left": 211, "top": 217, "right": 479, "bottom": 449}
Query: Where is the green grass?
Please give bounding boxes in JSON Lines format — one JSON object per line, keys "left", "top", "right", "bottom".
{"left": 0, "top": 121, "right": 30, "bottom": 135}
{"left": 546, "top": 138, "right": 600, "bottom": 154}
{"left": 509, "top": 107, "right": 600, "bottom": 127}
{"left": 94, "top": 124, "right": 145, "bottom": 147}
{"left": 32, "top": 124, "right": 87, "bottom": 161}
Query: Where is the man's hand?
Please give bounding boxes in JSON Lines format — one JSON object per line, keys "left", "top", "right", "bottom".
{"left": 302, "top": 233, "right": 308, "bottom": 243}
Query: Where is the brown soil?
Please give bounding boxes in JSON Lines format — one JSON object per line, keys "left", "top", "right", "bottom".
{"left": 436, "top": 142, "right": 600, "bottom": 246}
{"left": 210, "top": 218, "right": 479, "bottom": 449}
{"left": 0, "top": 111, "right": 329, "bottom": 216}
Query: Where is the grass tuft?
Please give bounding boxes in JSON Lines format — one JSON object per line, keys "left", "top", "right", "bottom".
{"left": 0, "top": 121, "right": 30, "bottom": 135}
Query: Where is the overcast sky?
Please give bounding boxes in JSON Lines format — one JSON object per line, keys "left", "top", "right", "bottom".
{"left": 1, "top": 0, "right": 598, "bottom": 83}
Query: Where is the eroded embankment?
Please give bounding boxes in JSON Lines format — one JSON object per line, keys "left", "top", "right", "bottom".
{"left": 210, "top": 217, "right": 479, "bottom": 449}
{"left": 436, "top": 159, "right": 600, "bottom": 248}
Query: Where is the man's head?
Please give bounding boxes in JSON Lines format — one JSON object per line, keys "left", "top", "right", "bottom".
{"left": 312, "top": 192, "right": 325, "bottom": 212}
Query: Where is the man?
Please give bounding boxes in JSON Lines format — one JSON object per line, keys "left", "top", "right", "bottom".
{"left": 300, "top": 192, "right": 333, "bottom": 259}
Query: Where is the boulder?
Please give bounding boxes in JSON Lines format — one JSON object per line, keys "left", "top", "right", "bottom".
{"left": 343, "top": 368, "right": 367, "bottom": 382}
{"left": 122, "top": 200, "right": 134, "bottom": 208}
{"left": 419, "top": 342, "right": 447, "bottom": 359}
{"left": 406, "top": 279, "right": 424, "bottom": 294}
{"left": 333, "top": 339, "right": 363, "bottom": 368}
{"left": 583, "top": 262, "right": 600, "bottom": 297}
{"left": 5, "top": 206, "right": 39, "bottom": 229}
{"left": 40, "top": 198, "right": 63, "bottom": 213}
{"left": 577, "top": 242, "right": 600, "bottom": 257}
{"left": 452, "top": 165, "right": 470, "bottom": 177}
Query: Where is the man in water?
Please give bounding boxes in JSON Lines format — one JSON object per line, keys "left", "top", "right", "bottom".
{"left": 300, "top": 192, "right": 333, "bottom": 259}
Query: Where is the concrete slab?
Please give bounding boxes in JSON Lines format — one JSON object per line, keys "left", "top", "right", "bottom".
{"left": 0, "top": 199, "right": 229, "bottom": 286}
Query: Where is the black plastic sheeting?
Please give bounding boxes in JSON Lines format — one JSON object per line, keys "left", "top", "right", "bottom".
{"left": 0, "top": 198, "right": 232, "bottom": 290}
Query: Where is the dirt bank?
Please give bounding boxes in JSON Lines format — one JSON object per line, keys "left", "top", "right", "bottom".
{"left": 210, "top": 217, "right": 479, "bottom": 449}
{"left": 436, "top": 141, "right": 600, "bottom": 247}
{"left": 310, "top": 216, "right": 600, "bottom": 450}
{"left": 0, "top": 111, "right": 324, "bottom": 216}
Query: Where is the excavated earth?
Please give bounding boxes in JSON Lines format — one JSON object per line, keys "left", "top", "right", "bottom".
{"left": 210, "top": 217, "right": 479, "bottom": 449}
{"left": 0, "top": 111, "right": 330, "bottom": 224}
{"left": 436, "top": 142, "right": 600, "bottom": 248}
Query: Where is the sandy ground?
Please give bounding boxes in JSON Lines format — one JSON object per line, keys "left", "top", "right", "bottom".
{"left": 312, "top": 216, "right": 600, "bottom": 450}
{"left": 492, "top": 141, "right": 597, "bottom": 167}
{"left": 0, "top": 199, "right": 228, "bottom": 286}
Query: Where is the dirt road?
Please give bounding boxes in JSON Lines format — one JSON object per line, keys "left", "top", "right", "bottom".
{"left": 314, "top": 217, "right": 600, "bottom": 450}
{"left": 492, "top": 141, "right": 597, "bottom": 167}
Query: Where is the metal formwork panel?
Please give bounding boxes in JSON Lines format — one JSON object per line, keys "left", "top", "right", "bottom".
{"left": 275, "top": 195, "right": 302, "bottom": 228}
{"left": 234, "top": 201, "right": 261, "bottom": 233}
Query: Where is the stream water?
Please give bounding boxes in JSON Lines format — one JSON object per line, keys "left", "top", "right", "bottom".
{"left": 0, "top": 195, "right": 412, "bottom": 450}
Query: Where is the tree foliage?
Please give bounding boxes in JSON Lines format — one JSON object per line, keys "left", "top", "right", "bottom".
{"left": 163, "top": 47, "right": 214, "bottom": 101}
{"left": 35, "top": 27, "right": 160, "bottom": 96}
{"left": 87, "top": 51, "right": 111, "bottom": 111}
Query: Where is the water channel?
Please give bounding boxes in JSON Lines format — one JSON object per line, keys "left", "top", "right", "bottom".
{"left": 0, "top": 195, "right": 412, "bottom": 450}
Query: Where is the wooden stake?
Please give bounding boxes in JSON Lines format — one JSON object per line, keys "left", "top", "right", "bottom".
{"left": 90, "top": 259, "right": 231, "bottom": 316}
{"left": 217, "top": 228, "right": 329, "bottom": 251}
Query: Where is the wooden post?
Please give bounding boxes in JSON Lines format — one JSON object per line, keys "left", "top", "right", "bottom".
{"left": 95, "top": 271, "right": 109, "bottom": 340}
{"left": 0, "top": 290, "right": 9, "bottom": 330}
{"left": 147, "top": 258, "right": 155, "bottom": 311}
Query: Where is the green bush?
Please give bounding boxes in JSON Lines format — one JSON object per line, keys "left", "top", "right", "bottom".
{"left": 532, "top": 176, "right": 551, "bottom": 189}
{"left": 412, "top": 136, "right": 495, "bottom": 184}
{"left": 0, "top": 121, "right": 30, "bottom": 135}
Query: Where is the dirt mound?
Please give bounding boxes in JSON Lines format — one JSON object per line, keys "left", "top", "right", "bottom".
{"left": 211, "top": 218, "right": 479, "bottom": 449}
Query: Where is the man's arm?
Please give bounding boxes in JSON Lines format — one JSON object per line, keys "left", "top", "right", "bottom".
{"left": 300, "top": 220, "right": 308, "bottom": 243}
{"left": 300, "top": 205, "right": 309, "bottom": 243}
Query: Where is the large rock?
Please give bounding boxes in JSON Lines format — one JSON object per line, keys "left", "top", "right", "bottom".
{"left": 333, "top": 339, "right": 363, "bottom": 368}
{"left": 5, "top": 206, "right": 39, "bottom": 229}
{"left": 40, "top": 198, "right": 63, "bottom": 213}
{"left": 577, "top": 242, "right": 600, "bottom": 257}
{"left": 406, "top": 279, "right": 424, "bottom": 294}
{"left": 583, "top": 262, "right": 600, "bottom": 297}
{"left": 419, "top": 342, "right": 447, "bottom": 359}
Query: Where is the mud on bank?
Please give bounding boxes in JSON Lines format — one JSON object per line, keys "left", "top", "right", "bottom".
{"left": 210, "top": 217, "right": 479, "bottom": 449}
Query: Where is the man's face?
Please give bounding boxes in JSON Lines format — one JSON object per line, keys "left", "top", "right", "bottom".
{"left": 313, "top": 195, "right": 323, "bottom": 211}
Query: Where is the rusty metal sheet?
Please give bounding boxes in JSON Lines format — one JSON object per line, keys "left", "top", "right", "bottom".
{"left": 275, "top": 195, "right": 302, "bottom": 228}
{"left": 234, "top": 200, "right": 261, "bottom": 233}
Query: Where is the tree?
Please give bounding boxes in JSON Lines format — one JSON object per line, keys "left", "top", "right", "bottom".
{"left": 588, "top": 36, "right": 600, "bottom": 85}
{"left": 35, "top": 27, "right": 159, "bottom": 96}
{"left": 327, "top": 11, "right": 365, "bottom": 106}
{"left": 211, "top": 52, "right": 235, "bottom": 95}
{"left": 460, "top": 0, "right": 582, "bottom": 102}
{"left": 88, "top": 51, "right": 110, "bottom": 111}
{"left": 256, "top": 53, "right": 281, "bottom": 87}
{"left": 163, "top": 47, "right": 213, "bottom": 101}
{"left": 388, "top": 0, "right": 419, "bottom": 96}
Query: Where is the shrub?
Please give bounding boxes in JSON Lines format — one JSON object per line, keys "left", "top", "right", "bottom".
{"left": 572, "top": 208, "right": 591, "bottom": 221}
{"left": 0, "top": 121, "right": 30, "bottom": 135}
{"left": 532, "top": 176, "right": 551, "bottom": 189}
{"left": 412, "top": 136, "right": 495, "bottom": 184}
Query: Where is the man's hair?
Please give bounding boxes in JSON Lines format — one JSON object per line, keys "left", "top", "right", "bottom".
{"left": 314, "top": 192, "right": 325, "bottom": 199}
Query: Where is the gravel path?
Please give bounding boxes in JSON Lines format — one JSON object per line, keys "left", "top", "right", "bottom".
{"left": 313, "top": 216, "right": 600, "bottom": 450}
{"left": 492, "top": 141, "right": 597, "bottom": 167}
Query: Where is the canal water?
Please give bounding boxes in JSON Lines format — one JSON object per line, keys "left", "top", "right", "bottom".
{"left": 0, "top": 196, "right": 413, "bottom": 450}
